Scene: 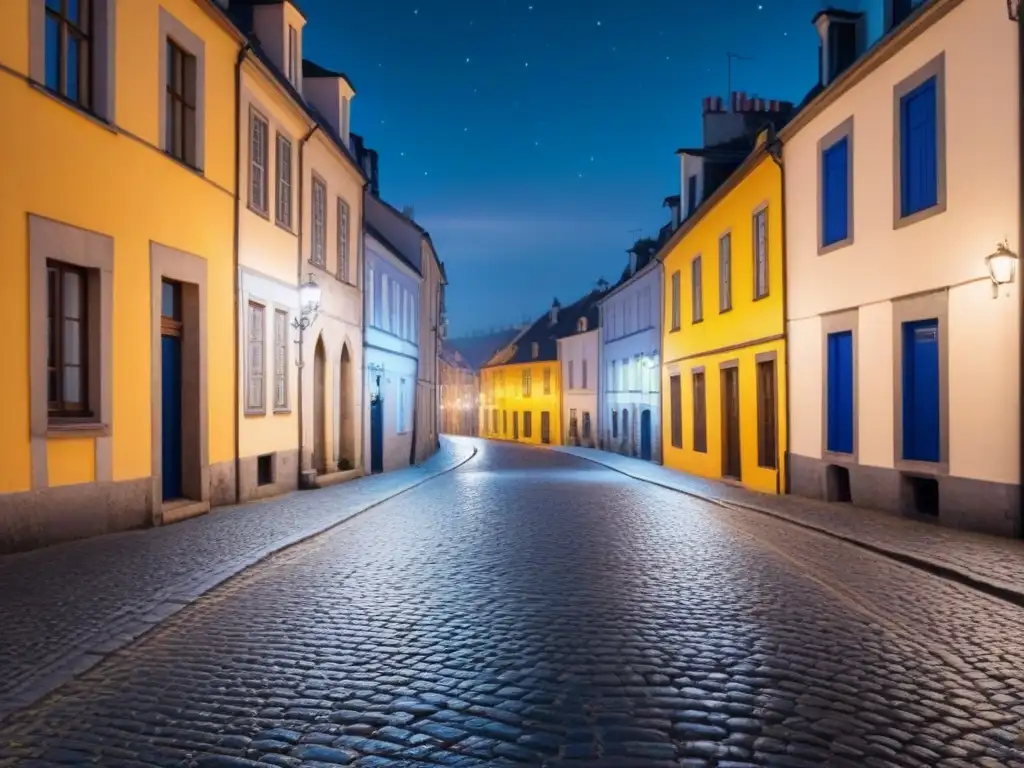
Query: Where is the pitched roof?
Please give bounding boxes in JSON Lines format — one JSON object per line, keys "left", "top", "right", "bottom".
{"left": 484, "top": 291, "right": 603, "bottom": 368}
{"left": 439, "top": 342, "right": 474, "bottom": 371}
{"left": 365, "top": 222, "right": 421, "bottom": 276}
{"left": 229, "top": 0, "right": 307, "bottom": 21}
{"left": 302, "top": 59, "right": 356, "bottom": 93}
{"left": 445, "top": 329, "right": 521, "bottom": 371}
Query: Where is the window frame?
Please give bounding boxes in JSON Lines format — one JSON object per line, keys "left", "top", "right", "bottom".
{"left": 756, "top": 354, "right": 778, "bottom": 469}
{"left": 248, "top": 107, "right": 270, "bottom": 216}
{"left": 718, "top": 231, "right": 732, "bottom": 313}
{"left": 43, "top": 0, "right": 93, "bottom": 109}
{"left": 276, "top": 132, "right": 293, "bottom": 229}
{"left": 752, "top": 206, "right": 769, "bottom": 300}
{"left": 691, "top": 255, "right": 703, "bottom": 323}
{"left": 543, "top": 367, "right": 551, "bottom": 395}
{"left": 273, "top": 308, "right": 289, "bottom": 412}
{"left": 310, "top": 174, "right": 327, "bottom": 267}
{"left": 818, "top": 117, "right": 855, "bottom": 254}
{"left": 669, "top": 374, "right": 682, "bottom": 449}
{"left": 47, "top": 259, "right": 91, "bottom": 418}
{"left": 893, "top": 54, "right": 947, "bottom": 229}
{"left": 245, "top": 300, "right": 267, "bottom": 414}
{"left": 692, "top": 368, "right": 707, "bottom": 453}
{"left": 670, "top": 270, "right": 681, "bottom": 331}
{"left": 522, "top": 368, "right": 532, "bottom": 397}
{"left": 337, "top": 197, "right": 351, "bottom": 282}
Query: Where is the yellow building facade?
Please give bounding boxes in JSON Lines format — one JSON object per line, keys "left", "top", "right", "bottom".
{"left": 480, "top": 362, "right": 562, "bottom": 446}
{"left": 661, "top": 140, "right": 788, "bottom": 494}
{"left": 0, "top": 0, "right": 242, "bottom": 552}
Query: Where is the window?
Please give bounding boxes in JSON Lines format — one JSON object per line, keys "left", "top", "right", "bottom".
{"left": 368, "top": 268, "right": 377, "bottom": 326}
{"left": 523, "top": 411, "right": 533, "bottom": 437}
{"left": 582, "top": 412, "right": 592, "bottom": 439}
{"left": 287, "top": 25, "right": 299, "bottom": 86}
{"left": 273, "top": 309, "right": 288, "bottom": 411}
{"left": 610, "top": 360, "right": 617, "bottom": 393}
{"left": 543, "top": 368, "right": 551, "bottom": 394}
{"left": 620, "top": 358, "right": 627, "bottom": 391}
{"left": 311, "top": 177, "right": 326, "bottom": 266}
{"left": 611, "top": 410, "right": 618, "bottom": 439}
{"left": 753, "top": 208, "right": 768, "bottom": 299}
{"left": 718, "top": 233, "right": 732, "bottom": 312}
{"left": 44, "top": 0, "right": 92, "bottom": 108}
{"left": 670, "top": 270, "right": 681, "bottom": 330}
{"left": 491, "top": 409, "right": 498, "bottom": 433}
{"left": 569, "top": 408, "right": 578, "bottom": 438}
{"left": 397, "top": 378, "right": 407, "bottom": 433}
{"left": 577, "top": 317, "right": 588, "bottom": 332}
{"left": 338, "top": 198, "right": 351, "bottom": 281}
{"left": 47, "top": 261, "right": 90, "bottom": 416}
{"left": 249, "top": 109, "right": 269, "bottom": 214}
{"left": 821, "top": 135, "right": 850, "bottom": 247}
{"left": 568, "top": 360, "right": 575, "bottom": 389}
{"left": 757, "top": 359, "right": 777, "bottom": 468}
{"left": 381, "top": 274, "right": 390, "bottom": 331}
{"left": 502, "top": 410, "right": 508, "bottom": 435}
{"left": 669, "top": 374, "right": 682, "bottom": 449}
{"left": 531, "top": 342, "right": 539, "bottom": 359}
{"left": 899, "top": 75, "right": 940, "bottom": 219}
{"left": 687, "top": 174, "right": 698, "bottom": 216}
{"left": 166, "top": 39, "right": 198, "bottom": 167}
{"left": 692, "top": 371, "right": 707, "bottom": 453}
{"left": 522, "top": 368, "right": 532, "bottom": 397}
{"left": 691, "top": 256, "right": 703, "bottom": 323}
{"left": 246, "top": 301, "right": 265, "bottom": 413}
{"left": 582, "top": 359, "right": 588, "bottom": 389}
{"left": 276, "top": 134, "right": 292, "bottom": 227}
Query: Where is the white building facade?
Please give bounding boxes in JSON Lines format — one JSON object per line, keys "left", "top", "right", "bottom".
{"left": 558, "top": 325, "right": 600, "bottom": 447}
{"left": 783, "top": 0, "right": 1021, "bottom": 536}
{"left": 363, "top": 226, "right": 421, "bottom": 474}
{"left": 598, "top": 258, "right": 663, "bottom": 462}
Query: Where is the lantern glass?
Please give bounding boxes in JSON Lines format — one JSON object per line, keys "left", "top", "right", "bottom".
{"left": 299, "top": 276, "right": 321, "bottom": 315}
{"left": 986, "top": 244, "right": 1018, "bottom": 286}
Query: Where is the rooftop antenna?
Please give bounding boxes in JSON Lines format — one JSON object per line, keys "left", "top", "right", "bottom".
{"left": 726, "top": 52, "right": 752, "bottom": 101}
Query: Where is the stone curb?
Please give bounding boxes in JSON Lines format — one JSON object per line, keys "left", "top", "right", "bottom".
{"left": 0, "top": 442, "right": 479, "bottom": 726}
{"left": 554, "top": 446, "right": 1024, "bottom": 610}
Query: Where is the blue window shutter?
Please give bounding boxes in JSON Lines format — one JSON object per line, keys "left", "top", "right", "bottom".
{"left": 900, "top": 77, "right": 938, "bottom": 217}
{"left": 826, "top": 331, "right": 854, "bottom": 454}
{"left": 822, "top": 137, "right": 849, "bottom": 245}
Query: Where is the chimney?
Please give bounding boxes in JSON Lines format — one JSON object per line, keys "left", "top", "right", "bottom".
{"left": 549, "top": 298, "right": 561, "bottom": 326}
{"left": 401, "top": 205, "right": 415, "bottom": 220}
{"left": 303, "top": 60, "right": 356, "bottom": 148}
{"left": 814, "top": 9, "right": 865, "bottom": 87}
{"left": 884, "top": 0, "right": 914, "bottom": 32}
{"left": 629, "top": 250, "right": 638, "bottom": 276}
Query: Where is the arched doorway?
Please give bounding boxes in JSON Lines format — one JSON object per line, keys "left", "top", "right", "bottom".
{"left": 313, "top": 335, "right": 327, "bottom": 475}
{"left": 338, "top": 344, "right": 355, "bottom": 470}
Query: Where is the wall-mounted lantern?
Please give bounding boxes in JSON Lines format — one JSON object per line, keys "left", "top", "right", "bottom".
{"left": 985, "top": 240, "right": 1018, "bottom": 298}
{"left": 298, "top": 273, "right": 322, "bottom": 320}
{"left": 1008, "top": 0, "right": 1020, "bottom": 21}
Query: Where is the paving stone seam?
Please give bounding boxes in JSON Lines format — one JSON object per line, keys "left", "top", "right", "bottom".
{"left": 0, "top": 445, "right": 479, "bottom": 728}
{"left": 553, "top": 446, "right": 1024, "bottom": 610}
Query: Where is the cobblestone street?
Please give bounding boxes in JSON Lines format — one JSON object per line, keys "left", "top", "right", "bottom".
{"left": 2, "top": 440, "right": 1024, "bottom": 767}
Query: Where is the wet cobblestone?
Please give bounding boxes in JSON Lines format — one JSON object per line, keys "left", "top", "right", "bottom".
{"left": 1, "top": 440, "right": 1023, "bottom": 766}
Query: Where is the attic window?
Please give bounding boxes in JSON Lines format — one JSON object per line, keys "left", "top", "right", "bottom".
{"left": 531, "top": 342, "right": 539, "bottom": 359}
{"left": 577, "top": 317, "right": 588, "bottom": 332}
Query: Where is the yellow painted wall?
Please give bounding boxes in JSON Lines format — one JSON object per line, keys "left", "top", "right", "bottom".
{"left": 0, "top": 0, "right": 239, "bottom": 493}
{"left": 480, "top": 362, "right": 562, "bottom": 446}
{"left": 661, "top": 151, "right": 787, "bottom": 494}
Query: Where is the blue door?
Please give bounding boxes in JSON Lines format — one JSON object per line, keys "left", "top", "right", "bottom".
{"left": 370, "top": 396, "right": 384, "bottom": 474}
{"left": 161, "top": 334, "right": 183, "bottom": 500}
{"left": 640, "top": 410, "right": 652, "bottom": 461}
{"left": 902, "top": 319, "right": 940, "bottom": 462}
{"left": 826, "top": 331, "right": 854, "bottom": 454}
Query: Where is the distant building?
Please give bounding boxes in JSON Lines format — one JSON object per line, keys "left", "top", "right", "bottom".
{"left": 558, "top": 316, "right": 600, "bottom": 448}
{"left": 439, "top": 345, "right": 480, "bottom": 436}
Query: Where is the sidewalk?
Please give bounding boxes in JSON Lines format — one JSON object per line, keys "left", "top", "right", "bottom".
{"left": 0, "top": 437, "right": 477, "bottom": 724}
{"left": 554, "top": 445, "right": 1024, "bottom": 604}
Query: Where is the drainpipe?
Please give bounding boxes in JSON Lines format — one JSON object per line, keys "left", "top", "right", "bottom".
{"left": 359, "top": 181, "right": 369, "bottom": 475}
{"left": 296, "top": 123, "right": 320, "bottom": 490}
{"left": 767, "top": 127, "right": 791, "bottom": 496}
{"left": 232, "top": 41, "right": 253, "bottom": 505}
{"left": 1018, "top": 14, "right": 1023, "bottom": 538}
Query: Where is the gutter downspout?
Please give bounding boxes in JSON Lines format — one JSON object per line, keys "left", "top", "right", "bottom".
{"left": 359, "top": 182, "right": 369, "bottom": 475}
{"left": 659, "top": 260, "right": 666, "bottom": 465}
{"left": 767, "top": 129, "right": 791, "bottom": 496}
{"left": 232, "top": 41, "right": 253, "bottom": 505}
{"left": 297, "top": 123, "right": 320, "bottom": 490}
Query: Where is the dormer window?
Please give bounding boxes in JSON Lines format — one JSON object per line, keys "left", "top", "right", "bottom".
{"left": 629, "top": 251, "right": 638, "bottom": 275}
{"left": 531, "top": 342, "right": 539, "bottom": 359}
{"left": 287, "top": 26, "right": 299, "bottom": 87}
{"left": 577, "top": 317, "right": 588, "bottom": 333}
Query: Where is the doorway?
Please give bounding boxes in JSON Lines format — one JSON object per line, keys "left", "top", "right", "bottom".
{"left": 160, "top": 280, "right": 183, "bottom": 500}
{"left": 721, "top": 364, "right": 741, "bottom": 480}
{"left": 540, "top": 411, "right": 551, "bottom": 444}
{"left": 338, "top": 344, "right": 354, "bottom": 470}
{"left": 640, "top": 409, "right": 652, "bottom": 461}
{"left": 902, "top": 319, "right": 940, "bottom": 463}
{"left": 313, "top": 335, "right": 327, "bottom": 474}
{"left": 513, "top": 411, "right": 519, "bottom": 440}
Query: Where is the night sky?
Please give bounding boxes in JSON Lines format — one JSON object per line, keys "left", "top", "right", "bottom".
{"left": 301, "top": 0, "right": 872, "bottom": 335}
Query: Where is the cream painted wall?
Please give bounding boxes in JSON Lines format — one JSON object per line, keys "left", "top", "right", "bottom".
{"left": 783, "top": 0, "right": 1020, "bottom": 485}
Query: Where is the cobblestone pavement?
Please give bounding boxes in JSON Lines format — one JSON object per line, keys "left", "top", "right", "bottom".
{"left": 2, "top": 439, "right": 1024, "bottom": 767}
{"left": 0, "top": 438, "right": 476, "bottom": 723}
{"left": 554, "top": 445, "right": 1024, "bottom": 602}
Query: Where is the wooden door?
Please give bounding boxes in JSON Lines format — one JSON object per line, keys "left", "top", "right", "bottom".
{"left": 721, "top": 366, "right": 741, "bottom": 479}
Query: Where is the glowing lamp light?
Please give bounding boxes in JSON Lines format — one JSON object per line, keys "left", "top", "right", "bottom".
{"left": 985, "top": 241, "right": 1018, "bottom": 298}
{"left": 299, "top": 273, "right": 322, "bottom": 316}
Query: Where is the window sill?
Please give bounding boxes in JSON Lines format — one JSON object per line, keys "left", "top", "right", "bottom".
{"left": 308, "top": 258, "right": 327, "bottom": 271}
{"left": 818, "top": 236, "right": 854, "bottom": 256}
{"left": 244, "top": 409, "right": 267, "bottom": 418}
{"left": 692, "top": 319, "right": 704, "bottom": 325}
{"left": 30, "top": 81, "right": 116, "bottom": 134}
{"left": 275, "top": 219, "right": 295, "bottom": 235}
{"left": 163, "top": 149, "right": 205, "bottom": 177}
{"left": 46, "top": 421, "right": 110, "bottom": 439}
{"left": 719, "top": 306, "right": 733, "bottom": 315}
{"left": 273, "top": 408, "right": 292, "bottom": 415}
{"left": 248, "top": 203, "right": 271, "bottom": 220}
{"left": 753, "top": 293, "right": 769, "bottom": 302}
{"left": 894, "top": 200, "right": 946, "bottom": 230}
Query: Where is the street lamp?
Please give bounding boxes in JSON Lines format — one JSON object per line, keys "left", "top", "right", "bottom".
{"left": 985, "top": 240, "right": 1018, "bottom": 298}
{"left": 1008, "top": 0, "right": 1020, "bottom": 21}
{"left": 293, "top": 273, "right": 321, "bottom": 489}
